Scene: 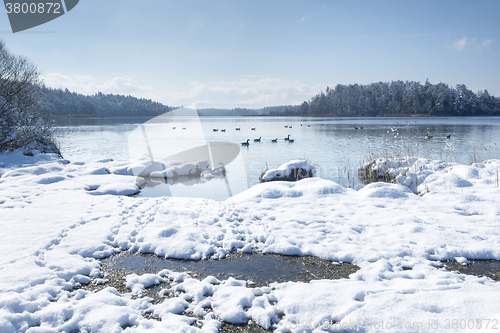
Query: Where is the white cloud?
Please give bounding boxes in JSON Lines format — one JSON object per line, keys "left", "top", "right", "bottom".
{"left": 480, "top": 39, "right": 492, "bottom": 50}
{"left": 41, "top": 73, "right": 156, "bottom": 98}
{"left": 41, "top": 73, "right": 322, "bottom": 109}
{"left": 160, "top": 77, "right": 323, "bottom": 109}
{"left": 451, "top": 36, "right": 492, "bottom": 52}
{"left": 452, "top": 36, "right": 473, "bottom": 51}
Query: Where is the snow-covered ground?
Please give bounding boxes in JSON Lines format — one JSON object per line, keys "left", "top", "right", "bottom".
{"left": 1, "top": 150, "right": 499, "bottom": 332}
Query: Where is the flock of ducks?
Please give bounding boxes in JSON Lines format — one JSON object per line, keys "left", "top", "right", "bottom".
{"left": 173, "top": 125, "right": 452, "bottom": 145}
{"left": 425, "top": 129, "right": 451, "bottom": 140}
{"left": 209, "top": 126, "right": 297, "bottom": 146}
{"left": 241, "top": 134, "right": 294, "bottom": 146}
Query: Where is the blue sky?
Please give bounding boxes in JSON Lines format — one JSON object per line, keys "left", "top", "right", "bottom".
{"left": 1, "top": 0, "right": 499, "bottom": 108}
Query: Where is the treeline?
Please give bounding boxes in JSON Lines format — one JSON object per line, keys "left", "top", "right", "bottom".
{"left": 295, "top": 81, "right": 500, "bottom": 117}
{"left": 41, "top": 87, "right": 175, "bottom": 117}
{"left": 40, "top": 80, "right": 500, "bottom": 118}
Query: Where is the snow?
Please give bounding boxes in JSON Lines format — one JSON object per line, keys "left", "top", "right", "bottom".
{"left": 112, "top": 154, "right": 225, "bottom": 181}
{"left": 1, "top": 150, "right": 500, "bottom": 332}
{"left": 126, "top": 274, "right": 164, "bottom": 296}
{"left": 261, "top": 159, "right": 314, "bottom": 182}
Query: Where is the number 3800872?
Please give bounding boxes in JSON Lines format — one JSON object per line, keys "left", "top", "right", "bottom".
{"left": 5, "top": 2, "right": 61, "bottom": 14}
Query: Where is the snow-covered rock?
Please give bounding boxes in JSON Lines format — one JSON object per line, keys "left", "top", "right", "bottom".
{"left": 260, "top": 159, "right": 314, "bottom": 182}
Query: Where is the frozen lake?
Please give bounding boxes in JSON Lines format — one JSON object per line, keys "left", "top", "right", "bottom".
{"left": 55, "top": 116, "right": 500, "bottom": 196}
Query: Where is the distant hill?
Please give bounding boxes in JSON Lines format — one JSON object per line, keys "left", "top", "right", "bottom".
{"left": 41, "top": 87, "right": 175, "bottom": 117}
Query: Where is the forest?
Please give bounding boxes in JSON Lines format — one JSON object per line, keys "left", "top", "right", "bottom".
{"left": 284, "top": 80, "right": 500, "bottom": 117}
{"left": 39, "top": 80, "right": 500, "bottom": 118}
{"left": 41, "top": 87, "right": 174, "bottom": 117}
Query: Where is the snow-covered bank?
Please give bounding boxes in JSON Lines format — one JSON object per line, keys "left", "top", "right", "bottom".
{"left": 1, "top": 151, "right": 499, "bottom": 332}
{"left": 360, "top": 157, "right": 500, "bottom": 194}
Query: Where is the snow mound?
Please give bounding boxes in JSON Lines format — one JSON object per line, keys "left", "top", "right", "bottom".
{"left": 150, "top": 160, "right": 225, "bottom": 179}
{"left": 88, "top": 183, "right": 140, "bottom": 196}
{"left": 359, "top": 157, "right": 490, "bottom": 194}
{"left": 120, "top": 155, "right": 226, "bottom": 180}
{"left": 359, "top": 182, "right": 414, "bottom": 199}
{"left": 260, "top": 159, "right": 314, "bottom": 182}
{"left": 33, "top": 174, "right": 66, "bottom": 185}
{"left": 230, "top": 177, "right": 345, "bottom": 203}
{"left": 126, "top": 273, "right": 164, "bottom": 296}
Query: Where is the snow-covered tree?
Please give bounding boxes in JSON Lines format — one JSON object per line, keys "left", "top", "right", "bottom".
{"left": 305, "top": 80, "right": 499, "bottom": 117}
{"left": 0, "top": 40, "right": 58, "bottom": 153}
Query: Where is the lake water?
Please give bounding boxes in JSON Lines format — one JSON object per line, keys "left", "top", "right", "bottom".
{"left": 55, "top": 116, "right": 500, "bottom": 199}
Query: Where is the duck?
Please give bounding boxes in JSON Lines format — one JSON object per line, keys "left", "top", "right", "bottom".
{"left": 213, "top": 128, "right": 218, "bottom": 132}
{"left": 446, "top": 134, "right": 451, "bottom": 139}
{"left": 241, "top": 139, "right": 250, "bottom": 146}
{"left": 289, "top": 126, "right": 292, "bottom": 129}
{"left": 254, "top": 137, "right": 261, "bottom": 142}
{"left": 271, "top": 138, "right": 278, "bottom": 143}
{"left": 251, "top": 127, "right": 256, "bottom": 131}
{"left": 221, "top": 129, "right": 226, "bottom": 132}
{"left": 284, "top": 134, "right": 290, "bottom": 141}
{"left": 288, "top": 138, "right": 295, "bottom": 143}
{"left": 284, "top": 125, "right": 288, "bottom": 128}
{"left": 172, "top": 127, "right": 176, "bottom": 130}
{"left": 182, "top": 127, "right": 187, "bottom": 130}
{"left": 425, "top": 134, "right": 433, "bottom": 140}
{"left": 235, "top": 127, "right": 241, "bottom": 131}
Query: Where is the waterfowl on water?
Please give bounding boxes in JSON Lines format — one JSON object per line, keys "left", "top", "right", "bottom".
{"left": 425, "top": 133, "right": 433, "bottom": 140}
{"left": 284, "top": 134, "right": 290, "bottom": 141}
{"left": 288, "top": 138, "right": 295, "bottom": 143}
{"left": 241, "top": 139, "right": 250, "bottom": 146}
{"left": 446, "top": 134, "right": 451, "bottom": 139}
{"left": 251, "top": 127, "right": 256, "bottom": 130}
{"left": 221, "top": 129, "right": 226, "bottom": 132}
{"left": 271, "top": 138, "right": 278, "bottom": 142}
{"left": 254, "top": 137, "right": 261, "bottom": 142}
{"left": 235, "top": 127, "right": 241, "bottom": 131}
{"left": 213, "top": 128, "right": 218, "bottom": 132}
